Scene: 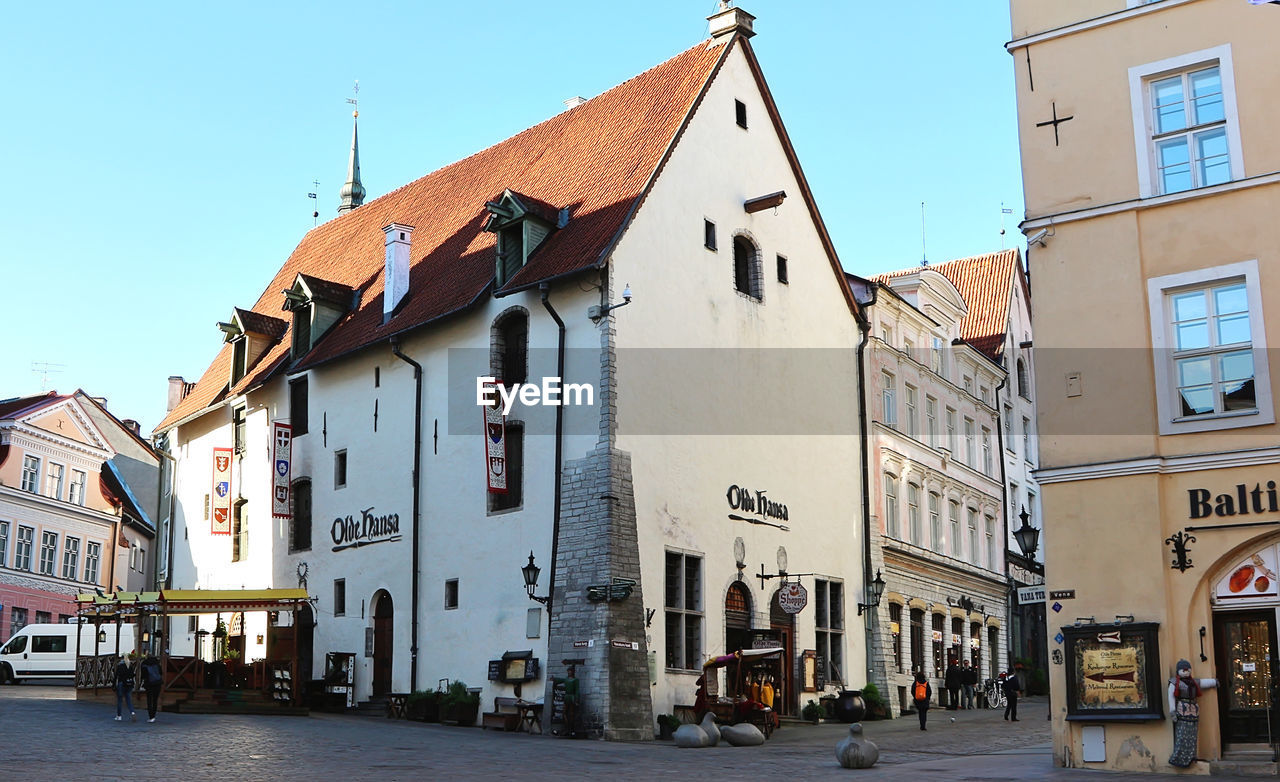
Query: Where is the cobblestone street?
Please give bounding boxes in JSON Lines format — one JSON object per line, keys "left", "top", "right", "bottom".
{"left": 2, "top": 686, "right": 1207, "bottom": 781}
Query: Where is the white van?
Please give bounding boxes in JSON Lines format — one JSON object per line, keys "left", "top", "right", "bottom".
{"left": 0, "top": 623, "right": 136, "bottom": 684}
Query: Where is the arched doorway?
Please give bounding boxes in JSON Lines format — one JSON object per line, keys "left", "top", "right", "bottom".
{"left": 724, "top": 582, "right": 753, "bottom": 698}
{"left": 770, "top": 588, "right": 796, "bottom": 716}
{"left": 1210, "top": 540, "right": 1280, "bottom": 748}
{"left": 372, "top": 591, "right": 394, "bottom": 696}
{"left": 296, "top": 604, "right": 315, "bottom": 684}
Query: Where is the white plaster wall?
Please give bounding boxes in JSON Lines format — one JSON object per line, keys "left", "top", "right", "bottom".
{"left": 609, "top": 41, "right": 866, "bottom": 715}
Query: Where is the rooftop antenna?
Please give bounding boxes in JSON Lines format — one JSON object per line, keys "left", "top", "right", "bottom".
{"left": 1000, "top": 203, "right": 1014, "bottom": 249}
{"left": 920, "top": 201, "right": 928, "bottom": 266}
{"left": 308, "top": 180, "right": 319, "bottom": 227}
{"left": 31, "top": 361, "right": 65, "bottom": 392}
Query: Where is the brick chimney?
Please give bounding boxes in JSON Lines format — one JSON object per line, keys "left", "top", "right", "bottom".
{"left": 383, "top": 223, "right": 414, "bottom": 321}
{"left": 167, "top": 376, "right": 187, "bottom": 412}
{"left": 707, "top": 2, "right": 755, "bottom": 41}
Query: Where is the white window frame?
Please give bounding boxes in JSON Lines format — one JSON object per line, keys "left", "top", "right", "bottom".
{"left": 46, "top": 462, "right": 64, "bottom": 500}
{"left": 981, "top": 426, "right": 992, "bottom": 475}
{"left": 904, "top": 385, "right": 918, "bottom": 438}
{"left": 69, "top": 469, "right": 87, "bottom": 506}
{"left": 664, "top": 550, "right": 704, "bottom": 670}
{"left": 967, "top": 509, "right": 979, "bottom": 566}
{"left": 964, "top": 417, "right": 976, "bottom": 466}
{"left": 882, "top": 371, "right": 897, "bottom": 429}
{"left": 884, "top": 473, "right": 899, "bottom": 538}
{"left": 907, "top": 483, "right": 921, "bottom": 544}
{"left": 15, "top": 525, "right": 34, "bottom": 571}
{"left": 945, "top": 407, "right": 957, "bottom": 453}
{"left": 925, "top": 396, "right": 939, "bottom": 446}
{"left": 928, "top": 492, "right": 941, "bottom": 550}
{"left": 62, "top": 537, "right": 80, "bottom": 580}
{"left": 21, "top": 456, "right": 40, "bottom": 493}
{"left": 85, "top": 541, "right": 101, "bottom": 584}
{"left": 0, "top": 520, "right": 8, "bottom": 567}
{"left": 1147, "top": 259, "right": 1273, "bottom": 434}
{"left": 948, "top": 500, "right": 961, "bottom": 558}
{"left": 39, "top": 530, "right": 58, "bottom": 576}
{"left": 1129, "top": 45, "right": 1243, "bottom": 199}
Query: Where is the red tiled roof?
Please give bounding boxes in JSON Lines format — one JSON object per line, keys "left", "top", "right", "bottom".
{"left": 0, "top": 391, "right": 65, "bottom": 420}
{"left": 157, "top": 39, "right": 731, "bottom": 433}
{"left": 871, "top": 249, "right": 1021, "bottom": 363}
{"left": 234, "top": 308, "right": 288, "bottom": 341}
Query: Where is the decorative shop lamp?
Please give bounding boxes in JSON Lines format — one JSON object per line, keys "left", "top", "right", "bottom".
{"left": 521, "top": 552, "right": 549, "bottom": 606}
{"left": 1013, "top": 506, "right": 1040, "bottom": 558}
{"left": 857, "top": 570, "right": 886, "bottom": 616}
{"left": 97, "top": 629, "right": 108, "bottom": 644}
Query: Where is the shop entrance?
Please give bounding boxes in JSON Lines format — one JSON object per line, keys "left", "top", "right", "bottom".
{"left": 372, "top": 591, "right": 394, "bottom": 696}
{"left": 770, "top": 589, "right": 795, "bottom": 716}
{"left": 724, "top": 582, "right": 752, "bottom": 698}
{"left": 1214, "top": 610, "right": 1279, "bottom": 746}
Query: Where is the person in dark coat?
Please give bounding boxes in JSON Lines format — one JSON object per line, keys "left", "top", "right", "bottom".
{"left": 140, "top": 654, "right": 163, "bottom": 723}
{"left": 114, "top": 658, "right": 135, "bottom": 722}
{"left": 961, "top": 660, "right": 978, "bottom": 709}
{"left": 912, "top": 671, "right": 932, "bottom": 730}
{"left": 944, "top": 659, "right": 962, "bottom": 710}
{"left": 1003, "top": 664, "right": 1024, "bottom": 721}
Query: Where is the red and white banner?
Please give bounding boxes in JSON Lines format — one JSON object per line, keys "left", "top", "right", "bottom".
{"left": 272, "top": 422, "right": 292, "bottom": 519}
{"left": 482, "top": 380, "right": 507, "bottom": 493}
{"left": 212, "top": 447, "right": 232, "bottom": 535}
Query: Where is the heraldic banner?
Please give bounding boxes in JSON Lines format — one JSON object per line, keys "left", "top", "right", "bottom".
{"left": 482, "top": 380, "right": 507, "bottom": 493}
{"left": 212, "top": 447, "right": 232, "bottom": 535}
{"left": 272, "top": 422, "right": 292, "bottom": 518}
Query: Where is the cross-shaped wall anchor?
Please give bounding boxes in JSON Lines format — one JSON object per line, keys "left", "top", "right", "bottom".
{"left": 1036, "top": 101, "right": 1074, "bottom": 147}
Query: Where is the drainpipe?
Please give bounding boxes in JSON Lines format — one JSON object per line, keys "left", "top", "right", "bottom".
{"left": 390, "top": 336, "right": 423, "bottom": 692}
{"left": 855, "top": 286, "right": 876, "bottom": 683}
{"left": 994, "top": 373, "right": 1011, "bottom": 670}
{"left": 153, "top": 443, "right": 178, "bottom": 590}
{"left": 539, "top": 283, "right": 565, "bottom": 614}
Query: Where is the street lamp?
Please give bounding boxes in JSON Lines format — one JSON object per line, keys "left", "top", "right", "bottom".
{"left": 521, "top": 552, "right": 549, "bottom": 606}
{"left": 857, "top": 570, "right": 886, "bottom": 616}
{"left": 1013, "top": 506, "right": 1040, "bottom": 557}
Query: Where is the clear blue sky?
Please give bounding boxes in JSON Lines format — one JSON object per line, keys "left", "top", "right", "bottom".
{"left": 0, "top": 1, "right": 1023, "bottom": 433}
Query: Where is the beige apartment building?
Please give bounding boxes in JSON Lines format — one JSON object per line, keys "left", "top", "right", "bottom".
{"left": 1011, "top": 0, "right": 1280, "bottom": 773}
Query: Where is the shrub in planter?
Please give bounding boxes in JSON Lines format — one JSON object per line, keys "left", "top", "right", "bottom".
{"left": 802, "top": 699, "right": 824, "bottom": 724}
{"left": 859, "top": 683, "right": 886, "bottom": 720}
{"left": 406, "top": 690, "right": 440, "bottom": 722}
{"left": 656, "top": 713, "right": 681, "bottom": 740}
{"left": 441, "top": 680, "right": 480, "bottom": 726}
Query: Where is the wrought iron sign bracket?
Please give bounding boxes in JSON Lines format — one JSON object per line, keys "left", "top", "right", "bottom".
{"left": 1166, "top": 529, "right": 1195, "bottom": 572}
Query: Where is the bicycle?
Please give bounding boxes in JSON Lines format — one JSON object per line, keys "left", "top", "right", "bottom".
{"left": 984, "top": 679, "right": 1007, "bottom": 710}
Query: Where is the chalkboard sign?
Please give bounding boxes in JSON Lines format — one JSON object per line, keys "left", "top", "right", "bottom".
{"left": 551, "top": 678, "right": 565, "bottom": 728}
{"left": 488, "top": 660, "right": 502, "bottom": 682}
{"left": 815, "top": 654, "right": 826, "bottom": 690}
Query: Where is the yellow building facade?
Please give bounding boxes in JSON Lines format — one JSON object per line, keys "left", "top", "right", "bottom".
{"left": 1011, "top": 0, "right": 1280, "bottom": 772}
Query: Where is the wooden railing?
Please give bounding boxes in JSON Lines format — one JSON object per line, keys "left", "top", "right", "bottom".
{"left": 76, "top": 654, "right": 119, "bottom": 690}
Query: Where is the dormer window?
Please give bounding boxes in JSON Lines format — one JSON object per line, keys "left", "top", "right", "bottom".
{"left": 484, "top": 189, "right": 561, "bottom": 287}
{"left": 217, "top": 307, "right": 287, "bottom": 388}
{"left": 282, "top": 274, "right": 354, "bottom": 360}
{"left": 231, "top": 337, "right": 248, "bottom": 385}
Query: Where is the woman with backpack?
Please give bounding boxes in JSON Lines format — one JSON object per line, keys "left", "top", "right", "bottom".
{"left": 114, "top": 658, "right": 136, "bottom": 722}
{"left": 912, "top": 670, "right": 932, "bottom": 731}
{"left": 141, "top": 654, "right": 164, "bottom": 723}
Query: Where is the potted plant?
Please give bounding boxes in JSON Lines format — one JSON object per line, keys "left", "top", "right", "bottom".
{"left": 802, "top": 699, "right": 824, "bottom": 724}
{"left": 441, "top": 680, "right": 480, "bottom": 726}
{"left": 656, "top": 713, "right": 681, "bottom": 740}
{"left": 406, "top": 690, "right": 439, "bottom": 722}
{"left": 859, "top": 683, "right": 886, "bottom": 720}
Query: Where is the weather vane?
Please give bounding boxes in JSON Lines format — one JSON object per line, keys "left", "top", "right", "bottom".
{"left": 346, "top": 80, "right": 359, "bottom": 118}
{"left": 308, "top": 179, "right": 319, "bottom": 226}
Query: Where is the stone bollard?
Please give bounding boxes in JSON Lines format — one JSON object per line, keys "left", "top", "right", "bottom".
{"left": 835, "top": 723, "right": 879, "bottom": 769}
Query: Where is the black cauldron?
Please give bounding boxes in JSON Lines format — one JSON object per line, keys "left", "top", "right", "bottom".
{"left": 834, "top": 690, "right": 867, "bottom": 723}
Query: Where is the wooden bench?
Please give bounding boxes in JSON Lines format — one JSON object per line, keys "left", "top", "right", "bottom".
{"left": 482, "top": 696, "right": 521, "bottom": 731}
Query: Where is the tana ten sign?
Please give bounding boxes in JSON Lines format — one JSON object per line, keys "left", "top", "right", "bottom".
{"left": 331, "top": 507, "right": 403, "bottom": 552}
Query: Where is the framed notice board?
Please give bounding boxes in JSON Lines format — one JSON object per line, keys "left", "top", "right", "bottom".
{"left": 1063, "top": 622, "right": 1164, "bottom": 721}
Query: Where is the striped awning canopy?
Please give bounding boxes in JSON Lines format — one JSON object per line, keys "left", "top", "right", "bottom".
{"left": 76, "top": 588, "right": 310, "bottom": 617}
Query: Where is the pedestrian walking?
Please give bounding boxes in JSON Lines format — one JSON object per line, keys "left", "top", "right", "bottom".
{"left": 944, "top": 659, "right": 961, "bottom": 710}
{"left": 114, "top": 658, "right": 136, "bottom": 722}
{"left": 141, "top": 654, "right": 163, "bottom": 723}
{"left": 961, "top": 660, "right": 978, "bottom": 709}
{"left": 912, "top": 671, "right": 932, "bottom": 731}
{"left": 1003, "top": 664, "right": 1024, "bottom": 722}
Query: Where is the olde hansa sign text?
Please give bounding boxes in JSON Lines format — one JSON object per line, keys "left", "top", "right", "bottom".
{"left": 331, "top": 507, "right": 403, "bottom": 552}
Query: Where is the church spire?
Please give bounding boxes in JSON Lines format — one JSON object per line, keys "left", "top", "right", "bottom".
{"left": 338, "top": 108, "right": 365, "bottom": 214}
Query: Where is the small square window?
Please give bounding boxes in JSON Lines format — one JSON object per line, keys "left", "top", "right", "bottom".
{"left": 776, "top": 254, "right": 788, "bottom": 284}
{"left": 704, "top": 219, "right": 717, "bottom": 251}
{"left": 233, "top": 405, "right": 247, "bottom": 453}
{"left": 735, "top": 99, "right": 747, "bottom": 129}
{"left": 334, "top": 450, "right": 347, "bottom": 489}
{"left": 334, "top": 579, "right": 346, "bottom": 616}
{"left": 445, "top": 579, "right": 459, "bottom": 610}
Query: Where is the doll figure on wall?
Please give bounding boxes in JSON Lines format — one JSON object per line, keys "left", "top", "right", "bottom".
{"left": 1168, "top": 659, "right": 1219, "bottom": 768}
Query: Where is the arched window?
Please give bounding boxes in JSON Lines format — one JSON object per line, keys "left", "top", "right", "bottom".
{"left": 491, "top": 309, "right": 529, "bottom": 387}
{"left": 733, "top": 235, "right": 761, "bottom": 299}
{"left": 725, "top": 582, "right": 752, "bottom": 629}
{"left": 1017, "top": 358, "right": 1030, "bottom": 399}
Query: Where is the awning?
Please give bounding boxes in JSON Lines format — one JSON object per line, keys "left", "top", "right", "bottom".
{"left": 75, "top": 588, "right": 311, "bottom": 617}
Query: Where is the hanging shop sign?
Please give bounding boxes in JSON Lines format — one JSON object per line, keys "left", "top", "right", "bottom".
{"left": 331, "top": 506, "right": 403, "bottom": 551}
{"left": 1063, "top": 622, "right": 1163, "bottom": 721}
{"left": 1017, "top": 586, "right": 1047, "bottom": 605}
{"left": 211, "top": 447, "right": 232, "bottom": 535}
{"left": 271, "top": 422, "right": 292, "bottom": 519}
{"left": 726, "top": 485, "right": 790, "bottom": 531}
{"left": 482, "top": 381, "right": 507, "bottom": 494}
{"left": 778, "top": 582, "right": 808, "bottom": 614}
{"left": 1213, "top": 546, "right": 1279, "bottom": 601}
{"left": 931, "top": 630, "right": 943, "bottom": 643}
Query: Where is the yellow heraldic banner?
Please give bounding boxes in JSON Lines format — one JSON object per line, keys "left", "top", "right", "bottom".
{"left": 1081, "top": 646, "right": 1141, "bottom": 706}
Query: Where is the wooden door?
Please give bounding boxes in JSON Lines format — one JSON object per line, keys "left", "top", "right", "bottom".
{"left": 1215, "top": 610, "right": 1278, "bottom": 746}
{"left": 372, "top": 594, "right": 393, "bottom": 696}
{"left": 770, "top": 590, "right": 796, "bottom": 716}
